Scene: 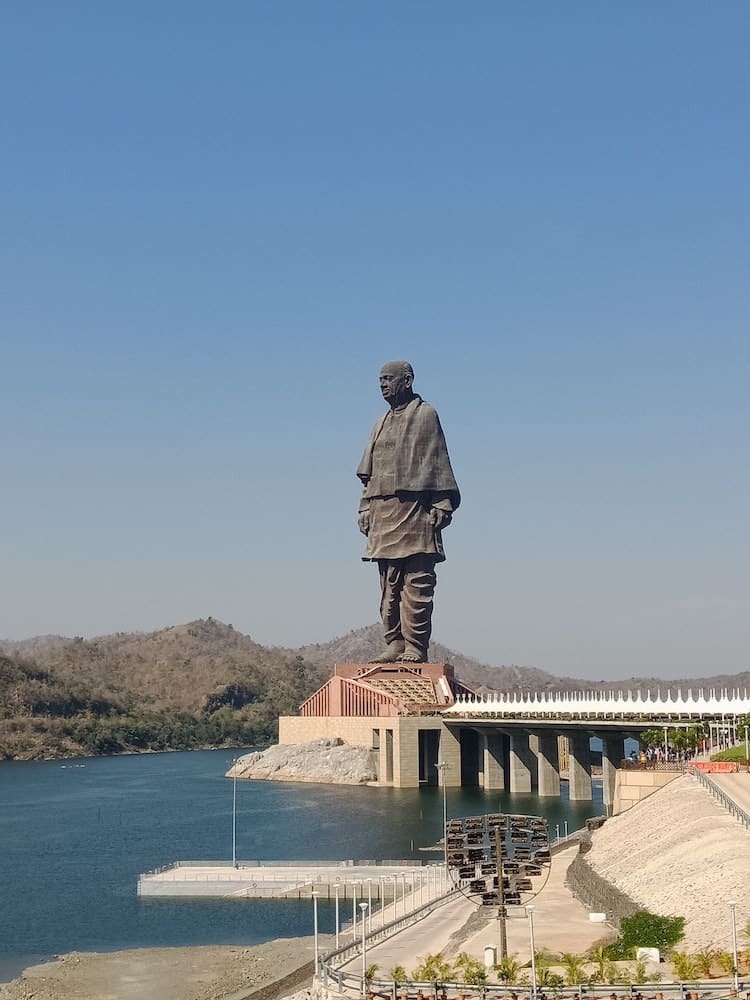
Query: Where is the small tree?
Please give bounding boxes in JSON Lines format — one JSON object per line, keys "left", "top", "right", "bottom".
{"left": 412, "top": 953, "right": 453, "bottom": 984}
{"left": 671, "top": 951, "right": 698, "bottom": 982}
{"left": 560, "top": 952, "right": 587, "bottom": 986}
{"left": 717, "top": 951, "right": 736, "bottom": 976}
{"left": 454, "top": 952, "right": 487, "bottom": 986}
{"left": 534, "top": 949, "right": 564, "bottom": 988}
{"left": 495, "top": 952, "right": 523, "bottom": 985}
{"left": 694, "top": 947, "right": 719, "bottom": 979}
{"left": 588, "top": 945, "right": 618, "bottom": 984}
{"left": 390, "top": 964, "right": 407, "bottom": 986}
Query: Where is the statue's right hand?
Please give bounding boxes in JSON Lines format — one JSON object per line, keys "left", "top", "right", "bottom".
{"left": 358, "top": 511, "right": 370, "bottom": 535}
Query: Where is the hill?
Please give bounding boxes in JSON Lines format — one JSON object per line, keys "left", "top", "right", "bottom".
{"left": 2, "top": 618, "right": 748, "bottom": 761}
{"left": 0, "top": 618, "right": 328, "bottom": 760}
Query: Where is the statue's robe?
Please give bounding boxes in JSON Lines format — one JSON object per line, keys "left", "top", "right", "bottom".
{"left": 356, "top": 395, "right": 460, "bottom": 561}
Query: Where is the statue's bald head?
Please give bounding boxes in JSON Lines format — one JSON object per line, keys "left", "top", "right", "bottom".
{"left": 380, "top": 360, "right": 414, "bottom": 380}
{"left": 379, "top": 360, "right": 415, "bottom": 408}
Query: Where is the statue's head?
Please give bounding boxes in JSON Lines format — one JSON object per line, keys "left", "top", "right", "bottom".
{"left": 379, "top": 360, "right": 414, "bottom": 408}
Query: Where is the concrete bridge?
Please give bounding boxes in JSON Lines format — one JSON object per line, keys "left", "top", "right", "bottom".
{"left": 441, "top": 687, "right": 750, "bottom": 810}
{"left": 280, "top": 668, "right": 750, "bottom": 803}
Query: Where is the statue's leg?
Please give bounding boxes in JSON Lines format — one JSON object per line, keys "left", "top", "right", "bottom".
{"left": 398, "top": 554, "right": 436, "bottom": 662}
{"left": 369, "top": 560, "right": 405, "bottom": 663}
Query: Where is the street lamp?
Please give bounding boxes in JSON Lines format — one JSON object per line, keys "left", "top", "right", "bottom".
{"left": 435, "top": 760, "right": 448, "bottom": 874}
{"left": 399, "top": 872, "right": 408, "bottom": 916}
{"left": 367, "top": 877, "right": 373, "bottom": 932}
{"left": 231, "top": 759, "right": 238, "bottom": 868}
{"left": 312, "top": 891, "right": 320, "bottom": 978}
{"left": 527, "top": 905, "right": 537, "bottom": 1000}
{"left": 728, "top": 900, "right": 739, "bottom": 994}
{"left": 352, "top": 881, "right": 360, "bottom": 936}
{"left": 359, "top": 902, "right": 369, "bottom": 999}
{"left": 334, "top": 883, "right": 341, "bottom": 949}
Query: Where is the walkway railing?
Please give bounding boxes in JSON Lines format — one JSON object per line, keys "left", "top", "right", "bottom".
{"left": 324, "top": 982, "right": 744, "bottom": 1000}
{"left": 690, "top": 767, "right": 750, "bottom": 830}
{"left": 320, "top": 883, "right": 460, "bottom": 989}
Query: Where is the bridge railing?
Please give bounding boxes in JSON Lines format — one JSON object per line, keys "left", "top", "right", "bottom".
{"left": 619, "top": 760, "right": 688, "bottom": 772}
{"left": 690, "top": 766, "right": 750, "bottom": 829}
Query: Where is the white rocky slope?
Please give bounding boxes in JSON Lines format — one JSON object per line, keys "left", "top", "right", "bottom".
{"left": 228, "top": 738, "right": 377, "bottom": 785}
{"left": 585, "top": 773, "right": 750, "bottom": 951}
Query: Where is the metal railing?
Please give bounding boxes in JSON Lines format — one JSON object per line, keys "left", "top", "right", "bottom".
{"left": 324, "top": 982, "right": 744, "bottom": 1000}
{"left": 690, "top": 767, "right": 750, "bottom": 829}
{"left": 320, "top": 883, "right": 460, "bottom": 988}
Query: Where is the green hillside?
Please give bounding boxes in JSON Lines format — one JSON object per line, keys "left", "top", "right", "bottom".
{"left": 0, "top": 618, "right": 327, "bottom": 760}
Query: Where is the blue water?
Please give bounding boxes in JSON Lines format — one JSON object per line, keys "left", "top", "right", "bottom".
{"left": 0, "top": 749, "right": 603, "bottom": 982}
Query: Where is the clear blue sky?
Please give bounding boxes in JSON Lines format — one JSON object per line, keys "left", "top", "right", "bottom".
{"left": 2, "top": 2, "right": 748, "bottom": 681}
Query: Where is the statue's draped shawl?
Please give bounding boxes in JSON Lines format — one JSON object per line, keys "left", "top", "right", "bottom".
{"left": 356, "top": 395, "right": 461, "bottom": 508}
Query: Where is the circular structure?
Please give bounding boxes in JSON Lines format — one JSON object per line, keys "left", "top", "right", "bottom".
{"left": 446, "top": 813, "right": 551, "bottom": 907}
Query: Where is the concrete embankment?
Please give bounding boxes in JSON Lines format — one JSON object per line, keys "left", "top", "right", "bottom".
{"left": 569, "top": 771, "right": 750, "bottom": 950}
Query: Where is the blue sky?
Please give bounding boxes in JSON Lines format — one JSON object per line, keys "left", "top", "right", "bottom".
{"left": 2, "top": 2, "right": 748, "bottom": 681}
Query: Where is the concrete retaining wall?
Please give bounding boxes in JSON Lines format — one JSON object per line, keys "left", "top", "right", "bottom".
{"left": 614, "top": 768, "right": 681, "bottom": 814}
{"left": 565, "top": 835, "right": 639, "bottom": 928}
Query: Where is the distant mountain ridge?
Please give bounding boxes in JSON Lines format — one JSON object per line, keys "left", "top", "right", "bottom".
{"left": 282, "top": 623, "right": 750, "bottom": 695}
{"left": 3, "top": 617, "right": 749, "bottom": 761}
{"left": 3, "top": 619, "right": 749, "bottom": 700}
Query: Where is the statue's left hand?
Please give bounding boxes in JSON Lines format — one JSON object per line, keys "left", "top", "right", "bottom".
{"left": 429, "top": 508, "right": 452, "bottom": 530}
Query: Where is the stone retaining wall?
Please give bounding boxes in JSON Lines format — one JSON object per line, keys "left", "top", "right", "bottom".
{"left": 565, "top": 835, "right": 640, "bottom": 928}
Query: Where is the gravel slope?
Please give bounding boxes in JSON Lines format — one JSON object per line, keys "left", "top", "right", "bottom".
{"left": 585, "top": 773, "right": 750, "bottom": 950}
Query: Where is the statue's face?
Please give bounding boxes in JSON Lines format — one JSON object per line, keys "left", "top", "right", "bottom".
{"left": 379, "top": 364, "right": 413, "bottom": 406}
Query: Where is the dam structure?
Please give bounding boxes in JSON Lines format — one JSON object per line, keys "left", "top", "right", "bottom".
{"left": 279, "top": 662, "right": 750, "bottom": 810}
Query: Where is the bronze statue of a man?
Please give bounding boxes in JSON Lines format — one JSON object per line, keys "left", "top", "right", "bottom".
{"left": 357, "top": 361, "right": 460, "bottom": 663}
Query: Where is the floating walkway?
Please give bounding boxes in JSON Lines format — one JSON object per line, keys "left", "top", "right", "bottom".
{"left": 137, "top": 860, "right": 450, "bottom": 902}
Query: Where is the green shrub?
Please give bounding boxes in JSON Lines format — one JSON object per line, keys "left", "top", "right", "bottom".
{"left": 607, "top": 910, "right": 685, "bottom": 959}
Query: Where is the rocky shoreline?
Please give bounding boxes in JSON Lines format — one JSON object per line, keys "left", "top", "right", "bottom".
{"left": 227, "top": 738, "right": 378, "bottom": 784}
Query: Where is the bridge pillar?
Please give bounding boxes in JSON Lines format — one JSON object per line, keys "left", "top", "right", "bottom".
{"left": 509, "top": 732, "right": 536, "bottom": 794}
{"left": 568, "top": 732, "right": 592, "bottom": 800}
{"left": 438, "top": 725, "right": 462, "bottom": 787}
{"left": 534, "top": 731, "right": 561, "bottom": 797}
{"left": 480, "top": 731, "right": 506, "bottom": 790}
{"left": 600, "top": 734, "right": 624, "bottom": 811}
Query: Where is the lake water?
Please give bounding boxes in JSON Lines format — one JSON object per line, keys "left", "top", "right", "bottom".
{"left": 0, "top": 749, "right": 603, "bottom": 982}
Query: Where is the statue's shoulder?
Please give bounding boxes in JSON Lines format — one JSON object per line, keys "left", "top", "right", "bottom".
{"left": 409, "top": 396, "right": 440, "bottom": 426}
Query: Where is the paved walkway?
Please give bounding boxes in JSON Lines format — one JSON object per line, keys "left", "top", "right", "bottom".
{"left": 340, "top": 845, "right": 608, "bottom": 977}
{"left": 711, "top": 770, "right": 750, "bottom": 816}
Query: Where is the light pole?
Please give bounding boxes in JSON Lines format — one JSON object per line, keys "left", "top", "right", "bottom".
{"left": 334, "top": 883, "right": 341, "bottom": 948}
{"left": 728, "top": 900, "right": 739, "bottom": 994}
{"left": 359, "top": 902, "right": 369, "bottom": 999}
{"left": 231, "top": 759, "right": 238, "bottom": 868}
{"left": 367, "top": 878, "right": 373, "bottom": 932}
{"left": 312, "top": 891, "right": 320, "bottom": 978}
{"left": 352, "top": 881, "right": 360, "bottom": 937}
{"left": 435, "top": 761, "right": 448, "bottom": 875}
{"left": 527, "top": 905, "right": 537, "bottom": 1000}
{"left": 379, "top": 876, "right": 386, "bottom": 925}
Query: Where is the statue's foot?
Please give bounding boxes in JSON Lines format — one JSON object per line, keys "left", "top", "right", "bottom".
{"left": 369, "top": 642, "right": 405, "bottom": 664}
{"left": 399, "top": 644, "right": 427, "bottom": 663}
